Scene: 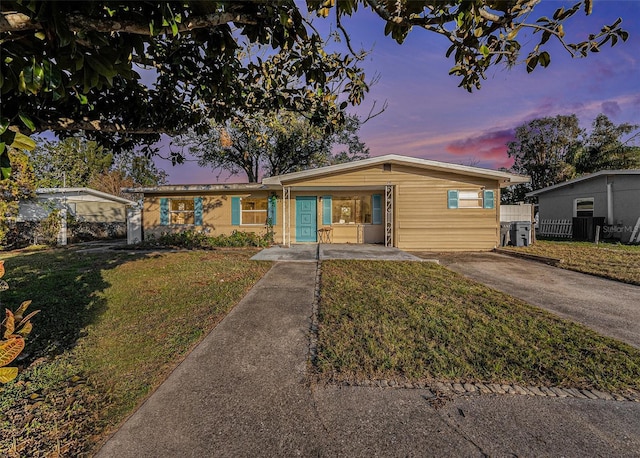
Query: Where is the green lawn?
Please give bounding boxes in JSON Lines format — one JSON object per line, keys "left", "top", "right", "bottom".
{"left": 502, "top": 240, "right": 640, "bottom": 285}
{"left": 0, "top": 248, "right": 270, "bottom": 457}
{"left": 316, "top": 260, "right": 640, "bottom": 392}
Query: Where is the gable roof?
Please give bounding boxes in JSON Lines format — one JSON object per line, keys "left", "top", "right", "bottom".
{"left": 526, "top": 170, "right": 640, "bottom": 197}
{"left": 262, "top": 154, "right": 529, "bottom": 187}
{"left": 36, "top": 187, "right": 137, "bottom": 205}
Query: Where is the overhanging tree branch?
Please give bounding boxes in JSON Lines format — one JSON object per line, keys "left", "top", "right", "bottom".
{"left": 0, "top": 11, "right": 255, "bottom": 34}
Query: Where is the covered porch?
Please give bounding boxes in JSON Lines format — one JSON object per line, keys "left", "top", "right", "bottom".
{"left": 279, "top": 185, "right": 395, "bottom": 247}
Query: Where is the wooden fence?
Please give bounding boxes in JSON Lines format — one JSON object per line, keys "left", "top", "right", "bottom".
{"left": 537, "top": 219, "right": 572, "bottom": 238}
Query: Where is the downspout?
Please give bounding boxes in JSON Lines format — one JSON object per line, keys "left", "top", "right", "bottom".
{"left": 607, "top": 182, "right": 614, "bottom": 225}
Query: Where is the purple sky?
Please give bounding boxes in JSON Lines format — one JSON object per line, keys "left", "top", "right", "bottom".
{"left": 159, "top": 1, "right": 640, "bottom": 184}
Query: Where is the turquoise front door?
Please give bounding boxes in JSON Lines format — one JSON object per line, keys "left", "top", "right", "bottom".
{"left": 296, "top": 196, "right": 317, "bottom": 242}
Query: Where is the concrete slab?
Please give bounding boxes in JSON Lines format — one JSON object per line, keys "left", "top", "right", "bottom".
{"left": 319, "top": 244, "right": 427, "bottom": 261}
{"left": 252, "top": 243, "right": 429, "bottom": 262}
{"left": 250, "top": 244, "right": 318, "bottom": 261}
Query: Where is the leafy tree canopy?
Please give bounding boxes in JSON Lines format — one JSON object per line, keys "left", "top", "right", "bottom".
{"left": 179, "top": 112, "right": 369, "bottom": 182}
{"left": 570, "top": 114, "right": 640, "bottom": 174}
{"left": 29, "top": 136, "right": 166, "bottom": 193}
{"left": 504, "top": 113, "right": 640, "bottom": 203}
{"left": 0, "top": 149, "right": 36, "bottom": 245}
{"left": 1, "top": 1, "right": 629, "bottom": 179}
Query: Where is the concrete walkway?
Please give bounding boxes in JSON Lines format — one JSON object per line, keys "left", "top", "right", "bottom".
{"left": 97, "top": 260, "right": 640, "bottom": 457}
{"left": 437, "top": 252, "right": 640, "bottom": 349}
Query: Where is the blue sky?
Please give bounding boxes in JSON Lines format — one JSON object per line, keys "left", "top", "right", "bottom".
{"left": 160, "top": 1, "right": 640, "bottom": 183}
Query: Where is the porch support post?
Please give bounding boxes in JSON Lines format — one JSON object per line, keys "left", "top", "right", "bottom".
{"left": 283, "top": 186, "right": 291, "bottom": 247}
{"left": 385, "top": 184, "right": 394, "bottom": 247}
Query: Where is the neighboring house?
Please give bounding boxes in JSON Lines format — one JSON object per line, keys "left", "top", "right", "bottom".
{"left": 527, "top": 170, "right": 640, "bottom": 243}
{"left": 131, "top": 155, "right": 528, "bottom": 251}
{"left": 17, "top": 187, "right": 138, "bottom": 245}
{"left": 19, "top": 187, "right": 135, "bottom": 223}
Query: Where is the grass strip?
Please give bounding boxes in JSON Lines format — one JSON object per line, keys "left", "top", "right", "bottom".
{"left": 316, "top": 260, "right": 640, "bottom": 392}
{"left": 502, "top": 240, "right": 640, "bottom": 285}
{"left": 0, "top": 248, "right": 270, "bottom": 456}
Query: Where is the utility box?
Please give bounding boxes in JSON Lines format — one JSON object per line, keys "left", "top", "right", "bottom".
{"left": 500, "top": 223, "right": 511, "bottom": 247}
{"left": 510, "top": 221, "right": 531, "bottom": 247}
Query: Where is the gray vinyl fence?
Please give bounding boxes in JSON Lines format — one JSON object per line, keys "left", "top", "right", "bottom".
{"left": 537, "top": 219, "right": 572, "bottom": 238}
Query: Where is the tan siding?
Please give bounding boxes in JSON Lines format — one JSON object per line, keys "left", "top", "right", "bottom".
{"left": 286, "top": 163, "right": 500, "bottom": 251}
{"left": 143, "top": 192, "right": 282, "bottom": 243}
{"left": 141, "top": 163, "right": 503, "bottom": 250}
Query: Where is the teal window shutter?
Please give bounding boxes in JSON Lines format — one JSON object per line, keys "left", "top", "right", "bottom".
{"left": 160, "top": 198, "right": 169, "bottom": 225}
{"left": 447, "top": 190, "right": 459, "bottom": 209}
{"left": 372, "top": 194, "right": 382, "bottom": 225}
{"left": 231, "top": 197, "right": 241, "bottom": 225}
{"left": 267, "top": 196, "right": 277, "bottom": 225}
{"left": 483, "top": 190, "right": 495, "bottom": 209}
{"left": 322, "top": 196, "right": 332, "bottom": 225}
{"left": 194, "top": 197, "right": 203, "bottom": 225}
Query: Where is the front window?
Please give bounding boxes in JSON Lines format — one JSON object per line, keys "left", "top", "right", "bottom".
{"left": 242, "top": 198, "right": 268, "bottom": 225}
{"left": 575, "top": 198, "right": 594, "bottom": 217}
{"left": 458, "top": 190, "right": 483, "bottom": 208}
{"left": 170, "top": 199, "right": 194, "bottom": 225}
{"left": 332, "top": 196, "right": 372, "bottom": 224}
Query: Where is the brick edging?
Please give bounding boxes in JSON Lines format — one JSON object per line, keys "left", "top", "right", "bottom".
{"left": 309, "top": 261, "right": 638, "bottom": 403}
{"left": 334, "top": 379, "right": 640, "bottom": 402}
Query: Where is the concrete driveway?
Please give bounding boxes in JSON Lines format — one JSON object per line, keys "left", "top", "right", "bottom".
{"left": 435, "top": 252, "right": 640, "bottom": 349}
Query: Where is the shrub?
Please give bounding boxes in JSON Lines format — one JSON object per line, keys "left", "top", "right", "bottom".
{"left": 142, "top": 229, "right": 271, "bottom": 249}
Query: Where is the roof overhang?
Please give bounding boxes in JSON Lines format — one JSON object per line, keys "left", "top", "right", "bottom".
{"left": 36, "top": 187, "right": 137, "bottom": 205}
{"left": 124, "top": 183, "right": 278, "bottom": 195}
{"left": 262, "top": 154, "right": 529, "bottom": 188}
{"left": 526, "top": 169, "right": 640, "bottom": 197}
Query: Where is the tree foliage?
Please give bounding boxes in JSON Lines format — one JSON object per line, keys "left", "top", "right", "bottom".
{"left": 504, "top": 113, "right": 640, "bottom": 203}
{"left": 0, "top": 1, "right": 628, "bottom": 178}
{"left": 0, "top": 1, "right": 368, "bottom": 175}
{"left": 508, "top": 114, "right": 582, "bottom": 194}
{"left": 0, "top": 149, "right": 36, "bottom": 245}
{"left": 181, "top": 113, "right": 369, "bottom": 182}
{"left": 29, "top": 137, "right": 113, "bottom": 188}
{"left": 29, "top": 136, "right": 166, "bottom": 195}
{"left": 570, "top": 114, "right": 640, "bottom": 174}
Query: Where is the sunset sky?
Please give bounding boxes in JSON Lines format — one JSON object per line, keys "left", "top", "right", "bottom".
{"left": 160, "top": 1, "right": 640, "bottom": 184}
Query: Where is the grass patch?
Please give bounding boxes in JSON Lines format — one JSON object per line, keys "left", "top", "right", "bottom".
{"left": 502, "top": 240, "right": 640, "bottom": 285}
{"left": 0, "top": 248, "right": 270, "bottom": 456}
{"left": 316, "top": 260, "right": 640, "bottom": 393}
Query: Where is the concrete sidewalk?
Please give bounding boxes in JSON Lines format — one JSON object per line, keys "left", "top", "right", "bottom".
{"left": 97, "top": 261, "right": 640, "bottom": 457}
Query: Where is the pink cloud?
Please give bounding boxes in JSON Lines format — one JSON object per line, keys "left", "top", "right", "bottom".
{"left": 447, "top": 128, "right": 514, "bottom": 156}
